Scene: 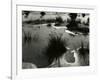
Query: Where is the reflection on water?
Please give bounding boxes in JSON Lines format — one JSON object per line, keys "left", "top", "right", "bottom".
{"left": 22, "top": 24, "right": 89, "bottom": 68}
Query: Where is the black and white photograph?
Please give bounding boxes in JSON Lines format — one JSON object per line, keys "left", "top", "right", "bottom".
{"left": 22, "top": 11, "right": 89, "bottom": 69}
{"left": 0, "top": 0, "right": 99, "bottom": 80}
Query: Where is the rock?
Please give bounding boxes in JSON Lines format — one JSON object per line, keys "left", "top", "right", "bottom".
{"left": 22, "top": 62, "right": 37, "bottom": 69}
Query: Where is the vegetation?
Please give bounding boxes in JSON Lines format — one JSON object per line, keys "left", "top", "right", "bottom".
{"left": 56, "top": 16, "right": 63, "bottom": 23}
{"left": 23, "top": 31, "right": 32, "bottom": 44}
{"left": 47, "top": 23, "right": 52, "bottom": 28}
{"left": 23, "top": 19, "right": 56, "bottom": 25}
{"left": 78, "top": 42, "right": 89, "bottom": 66}
{"left": 44, "top": 35, "right": 67, "bottom": 65}
{"left": 23, "top": 31, "right": 39, "bottom": 44}
{"left": 40, "top": 12, "right": 46, "bottom": 18}
{"left": 22, "top": 11, "right": 30, "bottom": 18}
